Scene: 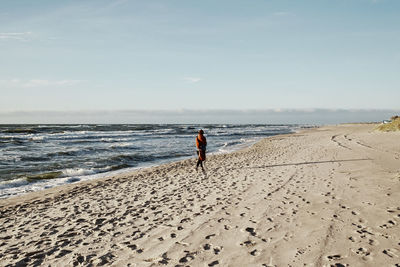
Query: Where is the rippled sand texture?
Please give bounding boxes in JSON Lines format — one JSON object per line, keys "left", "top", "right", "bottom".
{"left": 1, "top": 124, "right": 399, "bottom": 266}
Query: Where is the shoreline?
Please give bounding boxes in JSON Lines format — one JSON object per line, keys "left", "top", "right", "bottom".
{"left": 0, "top": 129, "right": 284, "bottom": 200}
{"left": 0, "top": 131, "right": 283, "bottom": 206}
{"left": 1, "top": 123, "right": 399, "bottom": 266}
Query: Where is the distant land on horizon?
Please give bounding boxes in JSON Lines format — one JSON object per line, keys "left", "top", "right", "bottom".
{"left": 1, "top": 109, "right": 398, "bottom": 125}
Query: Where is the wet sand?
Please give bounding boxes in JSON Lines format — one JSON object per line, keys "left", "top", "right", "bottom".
{"left": 1, "top": 124, "right": 399, "bottom": 266}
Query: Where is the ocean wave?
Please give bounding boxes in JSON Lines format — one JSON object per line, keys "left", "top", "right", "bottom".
{"left": 26, "top": 171, "right": 62, "bottom": 182}
{"left": 0, "top": 124, "right": 298, "bottom": 199}
{"left": 110, "top": 164, "right": 131, "bottom": 171}
{"left": 45, "top": 147, "right": 110, "bottom": 158}
{"left": 29, "top": 136, "right": 45, "bottom": 141}
{"left": 47, "top": 150, "right": 80, "bottom": 157}
{"left": 20, "top": 155, "right": 49, "bottom": 162}
{"left": 109, "top": 142, "right": 137, "bottom": 149}
{"left": 62, "top": 168, "right": 97, "bottom": 177}
{"left": 0, "top": 177, "right": 29, "bottom": 190}
{"left": 110, "top": 154, "right": 154, "bottom": 162}
{"left": 222, "top": 140, "right": 242, "bottom": 148}
{"left": 0, "top": 154, "right": 21, "bottom": 162}
{"left": 3, "top": 128, "right": 37, "bottom": 134}
{"left": 100, "top": 137, "right": 134, "bottom": 143}
{"left": 9, "top": 139, "right": 26, "bottom": 145}
{"left": 0, "top": 172, "right": 98, "bottom": 199}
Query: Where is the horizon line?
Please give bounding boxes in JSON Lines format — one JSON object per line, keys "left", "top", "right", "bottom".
{"left": 1, "top": 108, "right": 400, "bottom": 114}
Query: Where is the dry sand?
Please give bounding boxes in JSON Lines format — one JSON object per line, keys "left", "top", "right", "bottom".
{"left": 0, "top": 124, "right": 399, "bottom": 267}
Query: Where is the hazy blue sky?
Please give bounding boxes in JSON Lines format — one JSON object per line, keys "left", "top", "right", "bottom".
{"left": 0, "top": 0, "right": 399, "bottom": 123}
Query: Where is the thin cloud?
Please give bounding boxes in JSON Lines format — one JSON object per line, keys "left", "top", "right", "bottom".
{"left": 0, "top": 79, "right": 85, "bottom": 88}
{"left": 183, "top": 77, "right": 201, "bottom": 83}
{"left": 0, "top": 32, "right": 33, "bottom": 41}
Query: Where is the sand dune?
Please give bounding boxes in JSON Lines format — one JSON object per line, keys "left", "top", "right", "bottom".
{"left": 1, "top": 124, "right": 399, "bottom": 266}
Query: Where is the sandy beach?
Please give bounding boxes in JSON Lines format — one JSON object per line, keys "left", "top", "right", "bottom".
{"left": 0, "top": 123, "right": 399, "bottom": 267}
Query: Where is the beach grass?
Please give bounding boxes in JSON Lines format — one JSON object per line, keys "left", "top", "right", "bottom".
{"left": 376, "top": 117, "right": 400, "bottom": 132}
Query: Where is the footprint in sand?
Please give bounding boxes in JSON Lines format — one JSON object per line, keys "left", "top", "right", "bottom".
{"left": 240, "top": 240, "right": 256, "bottom": 247}
{"left": 250, "top": 249, "right": 259, "bottom": 256}
{"left": 213, "top": 246, "right": 222, "bottom": 255}
{"left": 158, "top": 252, "right": 170, "bottom": 265}
{"left": 245, "top": 227, "right": 256, "bottom": 236}
{"left": 354, "top": 247, "right": 373, "bottom": 261}
{"left": 351, "top": 210, "right": 359, "bottom": 215}
{"left": 203, "top": 243, "right": 211, "bottom": 250}
{"left": 330, "top": 262, "right": 347, "bottom": 267}
{"left": 386, "top": 207, "right": 400, "bottom": 213}
{"left": 348, "top": 236, "right": 357, "bottom": 242}
{"left": 368, "top": 238, "right": 379, "bottom": 246}
{"left": 383, "top": 248, "right": 399, "bottom": 258}
{"left": 178, "top": 251, "right": 196, "bottom": 263}
{"left": 208, "top": 260, "right": 219, "bottom": 266}
{"left": 327, "top": 254, "right": 342, "bottom": 260}
{"left": 380, "top": 219, "right": 397, "bottom": 229}
{"left": 205, "top": 234, "right": 216, "bottom": 240}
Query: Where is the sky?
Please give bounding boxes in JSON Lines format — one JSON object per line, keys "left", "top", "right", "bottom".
{"left": 0, "top": 0, "right": 399, "bottom": 123}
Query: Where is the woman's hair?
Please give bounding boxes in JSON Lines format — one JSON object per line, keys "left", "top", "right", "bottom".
{"left": 198, "top": 129, "right": 204, "bottom": 134}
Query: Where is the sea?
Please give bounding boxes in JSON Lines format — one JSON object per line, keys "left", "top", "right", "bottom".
{"left": 0, "top": 124, "right": 301, "bottom": 199}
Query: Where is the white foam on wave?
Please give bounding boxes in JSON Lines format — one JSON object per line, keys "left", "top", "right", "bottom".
{"left": 43, "top": 130, "right": 136, "bottom": 141}
{"left": 0, "top": 167, "right": 120, "bottom": 199}
{"left": 61, "top": 168, "right": 97, "bottom": 177}
{"left": 109, "top": 142, "right": 136, "bottom": 148}
{"left": 0, "top": 178, "right": 30, "bottom": 190}
{"left": 0, "top": 154, "right": 21, "bottom": 162}
{"left": 30, "top": 135, "right": 45, "bottom": 141}
{"left": 215, "top": 137, "right": 260, "bottom": 154}
{"left": 0, "top": 155, "right": 192, "bottom": 199}
{"left": 101, "top": 137, "right": 133, "bottom": 143}
{"left": 152, "top": 128, "right": 176, "bottom": 134}
{"left": 0, "top": 176, "right": 83, "bottom": 199}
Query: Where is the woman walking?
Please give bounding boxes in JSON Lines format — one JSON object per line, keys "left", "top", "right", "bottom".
{"left": 196, "top": 129, "right": 207, "bottom": 171}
